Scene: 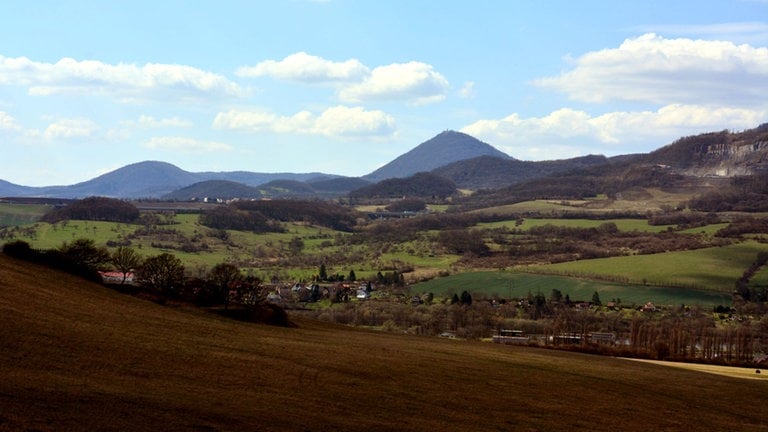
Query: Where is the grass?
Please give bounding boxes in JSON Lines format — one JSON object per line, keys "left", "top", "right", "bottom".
{"left": 526, "top": 241, "right": 767, "bottom": 292}
{"left": 0, "top": 203, "right": 50, "bottom": 226}
{"left": 411, "top": 271, "right": 733, "bottom": 307}
{"left": 478, "top": 217, "right": 675, "bottom": 233}
{"left": 1, "top": 253, "right": 766, "bottom": 431}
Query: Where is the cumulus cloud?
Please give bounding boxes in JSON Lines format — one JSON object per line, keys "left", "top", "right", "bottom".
{"left": 339, "top": 61, "right": 450, "bottom": 105}
{"left": 240, "top": 53, "right": 450, "bottom": 105}
{"left": 213, "top": 105, "right": 396, "bottom": 138}
{"left": 42, "top": 118, "right": 97, "bottom": 139}
{"left": 461, "top": 104, "right": 767, "bottom": 159}
{"left": 534, "top": 33, "right": 768, "bottom": 106}
{"left": 236, "top": 52, "right": 369, "bottom": 83}
{"left": 0, "top": 55, "right": 247, "bottom": 102}
{"left": 143, "top": 136, "right": 234, "bottom": 152}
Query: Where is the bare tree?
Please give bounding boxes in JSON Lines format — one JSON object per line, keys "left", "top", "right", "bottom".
{"left": 110, "top": 247, "right": 142, "bottom": 285}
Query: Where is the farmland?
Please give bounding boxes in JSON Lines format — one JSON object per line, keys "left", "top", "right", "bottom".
{"left": 1, "top": 253, "right": 766, "bottom": 432}
{"left": 411, "top": 271, "right": 733, "bottom": 307}
{"left": 1, "top": 200, "right": 765, "bottom": 308}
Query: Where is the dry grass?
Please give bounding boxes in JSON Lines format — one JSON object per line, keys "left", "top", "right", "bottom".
{"left": 623, "top": 358, "right": 768, "bottom": 381}
{"left": 1, "top": 254, "right": 767, "bottom": 432}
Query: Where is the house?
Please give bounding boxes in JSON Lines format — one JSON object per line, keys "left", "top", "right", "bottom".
{"left": 590, "top": 332, "right": 616, "bottom": 344}
{"left": 641, "top": 302, "right": 657, "bottom": 312}
{"left": 99, "top": 271, "right": 134, "bottom": 284}
{"left": 356, "top": 289, "right": 370, "bottom": 300}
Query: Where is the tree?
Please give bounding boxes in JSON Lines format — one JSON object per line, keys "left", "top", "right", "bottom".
{"left": 110, "top": 246, "right": 142, "bottom": 285}
{"left": 318, "top": 263, "right": 328, "bottom": 281}
{"left": 451, "top": 293, "right": 460, "bottom": 304}
{"left": 460, "top": 290, "right": 472, "bottom": 306}
{"left": 138, "top": 253, "right": 185, "bottom": 297}
{"left": 591, "top": 291, "right": 602, "bottom": 306}
{"left": 207, "top": 262, "right": 242, "bottom": 309}
{"left": 288, "top": 236, "right": 304, "bottom": 255}
{"left": 348, "top": 269, "right": 356, "bottom": 282}
{"left": 59, "top": 238, "right": 111, "bottom": 271}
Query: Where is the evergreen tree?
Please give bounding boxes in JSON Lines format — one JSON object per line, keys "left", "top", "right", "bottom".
{"left": 319, "top": 263, "right": 328, "bottom": 281}
{"left": 591, "top": 291, "right": 602, "bottom": 306}
{"left": 460, "top": 290, "right": 472, "bottom": 306}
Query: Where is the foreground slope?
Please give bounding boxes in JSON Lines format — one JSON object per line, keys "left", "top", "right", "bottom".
{"left": 0, "top": 255, "right": 766, "bottom": 432}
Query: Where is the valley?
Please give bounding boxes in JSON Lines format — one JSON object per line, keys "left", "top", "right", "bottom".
{"left": 1, "top": 125, "right": 768, "bottom": 430}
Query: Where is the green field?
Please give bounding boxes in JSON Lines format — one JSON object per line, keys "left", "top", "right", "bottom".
{"left": 478, "top": 217, "right": 676, "bottom": 233}
{"left": 525, "top": 241, "right": 767, "bottom": 292}
{"left": 0, "top": 203, "right": 49, "bottom": 227}
{"left": 411, "top": 270, "right": 733, "bottom": 307}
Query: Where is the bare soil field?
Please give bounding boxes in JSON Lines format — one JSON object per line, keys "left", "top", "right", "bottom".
{"left": 1, "top": 254, "right": 766, "bottom": 432}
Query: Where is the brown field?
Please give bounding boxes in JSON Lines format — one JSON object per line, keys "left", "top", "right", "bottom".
{"left": 1, "top": 254, "right": 767, "bottom": 432}
{"left": 623, "top": 358, "right": 768, "bottom": 381}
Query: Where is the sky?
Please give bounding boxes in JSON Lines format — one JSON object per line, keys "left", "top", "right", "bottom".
{"left": 0, "top": 0, "right": 767, "bottom": 186}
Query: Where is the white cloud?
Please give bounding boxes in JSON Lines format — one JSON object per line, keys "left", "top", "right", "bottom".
{"left": 631, "top": 22, "right": 768, "bottom": 45}
{"left": 125, "top": 115, "right": 193, "bottom": 128}
{"left": 42, "top": 117, "right": 97, "bottom": 139}
{"left": 239, "top": 53, "right": 451, "bottom": 105}
{"left": 534, "top": 33, "right": 768, "bottom": 106}
{"left": 143, "top": 136, "right": 234, "bottom": 152}
{"left": 0, "top": 111, "right": 21, "bottom": 132}
{"left": 461, "top": 104, "right": 767, "bottom": 159}
{"left": 213, "top": 105, "right": 396, "bottom": 138}
{"left": 458, "top": 81, "right": 476, "bottom": 99}
{"left": 339, "top": 61, "right": 450, "bottom": 105}
{"left": 236, "top": 52, "right": 369, "bottom": 83}
{"left": 0, "top": 55, "right": 247, "bottom": 102}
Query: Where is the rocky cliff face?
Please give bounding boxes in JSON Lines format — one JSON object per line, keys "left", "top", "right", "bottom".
{"left": 684, "top": 136, "right": 768, "bottom": 177}
{"left": 644, "top": 124, "right": 768, "bottom": 178}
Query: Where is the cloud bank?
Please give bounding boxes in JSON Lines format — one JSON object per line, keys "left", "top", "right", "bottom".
{"left": 0, "top": 55, "right": 247, "bottom": 102}
{"left": 533, "top": 33, "right": 768, "bottom": 106}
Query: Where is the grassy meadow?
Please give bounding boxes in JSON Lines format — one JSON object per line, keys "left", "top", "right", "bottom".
{"left": 1, "top": 253, "right": 766, "bottom": 432}
{"left": 525, "top": 241, "right": 767, "bottom": 293}
{"left": 410, "top": 270, "right": 733, "bottom": 307}
{"left": 0, "top": 203, "right": 49, "bottom": 226}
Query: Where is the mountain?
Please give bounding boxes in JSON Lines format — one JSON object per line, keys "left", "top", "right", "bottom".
{"left": 432, "top": 154, "right": 609, "bottom": 190}
{"left": 364, "top": 130, "right": 510, "bottom": 182}
{"left": 350, "top": 172, "right": 457, "bottom": 199}
{"left": 3, "top": 125, "right": 767, "bottom": 200}
{"left": 0, "top": 161, "right": 340, "bottom": 199}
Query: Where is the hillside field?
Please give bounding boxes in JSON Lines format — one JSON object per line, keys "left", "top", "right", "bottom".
{"left": 525, "top": 240, "right": 766, "bottom": 293}
{"left": 1, "top": 254, "right": 767, "bottom": 431}
{"left": 411, "top": 271, "right": 733, "bottom": 307}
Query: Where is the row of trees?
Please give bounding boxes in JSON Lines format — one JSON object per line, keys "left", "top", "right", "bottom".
{"left": 297, "top": 292, "right": 766, "bottom": 365}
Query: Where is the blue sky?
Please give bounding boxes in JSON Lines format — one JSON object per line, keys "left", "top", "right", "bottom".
{"left": 1, "top": 0, "right": 766, "bottom": 186}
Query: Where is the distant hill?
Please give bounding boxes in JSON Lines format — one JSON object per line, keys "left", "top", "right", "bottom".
{"left": 2, "top": 124, "right": 768, "bottom": 200}
{"left": 364, "top": 130, "right": 510, "bottom": 182}
{"left": 641, "top": 124, "right": 768, "bottom": 176}
{"left": 308, "top": 176, "right": 372, "bottom": 194}
{"left": 350, "top": 172, "right": 457, "bottom": 200}
{"left": 433, "top": 154, "right": 609, "bottom": 190}
{"left": 163, "top": 180, "right": 264, "bottom": 201}
{"left": 0, "top": 161, "right": 339, "bottom": 199}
